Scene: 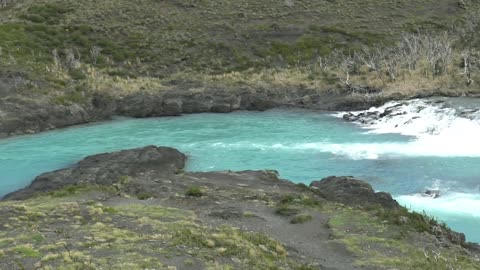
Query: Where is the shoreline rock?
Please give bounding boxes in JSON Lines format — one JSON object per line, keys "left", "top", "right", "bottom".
{"left": 3, "top": 146, "right": 475, "bottom": 249}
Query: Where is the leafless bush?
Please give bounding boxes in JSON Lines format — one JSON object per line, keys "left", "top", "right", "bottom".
{"left": 90, "top": 46, "right": 102, "bottom": 66}
{"left": 51, "top": 48, "right": 81, "bottom": 70}
{"left": 397, "top": 34, "right": 421, "bottom": 72}
{"left": 52, "top": 49, "right": 61, "bottom": 68}
{"left": 333, "top": 50, "right": 357, "bottom": 86}
{"left": 382, "top": 51, "right": 400, "bottom": 82}
{"left": 64, "top": 49, "right": 81, "bottom": 69}
{"left": 420, "top": 33, "right": 453, "bottom": 78}
{"left": 460, "top": 50, "right": 478, "bottom": 85}
{"left": 356, "top": 46, "right": 388, "bottom": 83}
{"left": 357, "top": 46, "right": 383, "bottom": 72}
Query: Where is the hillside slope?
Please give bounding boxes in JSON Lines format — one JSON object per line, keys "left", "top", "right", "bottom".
{"left": 1, "top": 0, "right": 480, "bottom": 136}
{"left": 0, "top": 0, "right": 478, "bottom": 88}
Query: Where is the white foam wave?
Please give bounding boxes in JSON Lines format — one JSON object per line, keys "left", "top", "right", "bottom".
{"left": 207, "top": 140, "right": 480, "bottom": 159}
{"left": 396, "top": 192, "right": 480, "bottom": 218}
{"left": 205, "top": 99, "right": 480, "bottom": 159}
{"left": 337, "top": 98, "right": 480, "bottom": 158}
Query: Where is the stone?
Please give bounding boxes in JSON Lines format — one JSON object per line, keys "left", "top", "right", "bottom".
{"left": 310, "top": 176, "right": 400, "bottom": 209}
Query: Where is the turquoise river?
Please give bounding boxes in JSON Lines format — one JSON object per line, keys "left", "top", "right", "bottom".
{"left": 0, "top": 98, "right": 479, "bottom": 242}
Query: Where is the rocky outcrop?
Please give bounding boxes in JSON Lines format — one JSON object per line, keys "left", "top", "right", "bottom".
{"left": 310, "top": 176, "right": 400, "bottom": 209}
{"left": 4, "top": 146, "right": 186, "bottom": 200}
{"left": 0, "top": 93, "right": 116, "bottom": 138}
{"left": 116, "top": 88, "right": 281, "bottom": 117}
{"left": 3, "top": 146, "right": 292, "bottom": 201}
{"left": 4, "top": 148, "right": 401, "bottom": 210}
{"left": 5, "top": 148, "right": 397, "bottom": 211}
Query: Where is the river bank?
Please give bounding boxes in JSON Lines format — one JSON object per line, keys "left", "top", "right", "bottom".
{"left": 1, "top": 83, "right": 478, "bottom": 138}
{"left": 1, "top": 146, "right": 479, "bottom": 269}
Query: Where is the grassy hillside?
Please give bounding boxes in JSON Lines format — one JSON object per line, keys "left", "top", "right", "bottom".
{"left": 0, "top": 0, "right": 479, "bottom": 102}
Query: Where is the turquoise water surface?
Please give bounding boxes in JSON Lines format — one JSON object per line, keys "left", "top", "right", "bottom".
{"left": 1, "top": 108, "right": 479, "bottom": 242}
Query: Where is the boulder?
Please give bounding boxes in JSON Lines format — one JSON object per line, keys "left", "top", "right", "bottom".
{"left": 310, "top": 176, "right": 400, "bottom": 209}
{"left": 424, "top": 189, "right": 441, "bottom": 199}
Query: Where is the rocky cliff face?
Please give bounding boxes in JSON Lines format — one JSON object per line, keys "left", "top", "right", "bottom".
{"left": 0, "top": 93, "right": 116, "bottom": 137}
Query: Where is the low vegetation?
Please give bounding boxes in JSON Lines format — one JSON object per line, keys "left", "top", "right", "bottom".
{"left": 275, "top": 194, "right": 322, "bottom": 217}
{"left": 290, "top": 214, "right": 313, "bottom": 224}
{"left": 0, "top": 184, "right": 477, "bottom": 269}
{"left": 0, "top": 186, "right": 316, "bottom": 269}
{"left": 327, "top": 207, "right": 479, "bottom": 269}
{"left": 185, "top": 186, "right": 205, "bottom": 197}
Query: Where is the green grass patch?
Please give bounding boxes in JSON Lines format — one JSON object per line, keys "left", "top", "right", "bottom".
{"left": 12, "top": 245, "right": 41, "bottom": 258}
{"left": 185, "top": 186, "right": 205, "bottom": 197}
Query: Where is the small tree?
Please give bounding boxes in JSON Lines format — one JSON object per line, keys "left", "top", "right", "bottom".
{"left": 397, "top": 33, "right": 421, "bottom": 72}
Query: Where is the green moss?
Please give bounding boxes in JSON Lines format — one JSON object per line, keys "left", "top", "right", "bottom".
{"left": 12, "top": 245, "right": 41, "bottom": 258}
{"left": 136, "top": 192, "right": 155, "bottom": 200}
{"left": 19, "top": 233, "right": 45, "bottom": 243}
{"left": 48, "top": 185, "right": 89, "bottom": 197}
{"left": 185, "top": 186, "right": 205, "bottom": 197}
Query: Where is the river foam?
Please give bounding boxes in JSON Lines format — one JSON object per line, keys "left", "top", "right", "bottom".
{"left": 207, "top": 140, "right": 480, "bottom": 160}
{"left": 207, "top": 99, "right": 480, "bottom": 160}
{"left": 335, "top": 98, "right": 480, "bottom": 159}
{"left": 397, "top": 192, "right": 480, "bottom": 218}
